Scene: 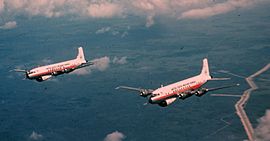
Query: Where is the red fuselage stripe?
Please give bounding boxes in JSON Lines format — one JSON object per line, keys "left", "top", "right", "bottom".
{"left": 29, "top": 65, "right": 77, "bottom": 78}
{"left": 152, "top": 83, "right": 203, "bottom": 102}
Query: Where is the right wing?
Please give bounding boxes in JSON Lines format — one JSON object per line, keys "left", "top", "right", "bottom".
{"left": 206, "top": 83, "right": 240, "bottom": 91}
{"left": 194, "top": 83, "right": 240, "bottom": 97}
{"left": 115, "top": 86, "right": 154, "bottom": 97}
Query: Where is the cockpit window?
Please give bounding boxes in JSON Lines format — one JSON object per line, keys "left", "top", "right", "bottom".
{"left": 29, "top": 71, "right": 35, "bottom": 74}
{"left": 152, "top": 93, "right": 159, "bottom": 96}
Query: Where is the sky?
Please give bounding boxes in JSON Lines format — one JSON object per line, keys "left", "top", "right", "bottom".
{"left": 0, "top": 0, "right": 270, "bottom": 141}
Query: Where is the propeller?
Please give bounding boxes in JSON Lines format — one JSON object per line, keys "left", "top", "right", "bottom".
{"left": 12, "top": 68, "right": 29, "bottom": 80}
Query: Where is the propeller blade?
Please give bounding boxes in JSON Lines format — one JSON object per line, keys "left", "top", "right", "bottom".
{"left": 12, "top": 69, "right": 27, "bottom": 72}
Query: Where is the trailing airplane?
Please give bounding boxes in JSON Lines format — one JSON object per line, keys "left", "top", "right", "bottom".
{"left": 14, "top": 47, "right": 93, "bottom": 82}
{"left": 116, "top": 58, "right": 239, "bottom": 107}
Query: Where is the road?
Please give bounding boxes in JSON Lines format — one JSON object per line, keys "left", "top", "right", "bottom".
{"left": 235, "top": 63, "right": 270, "bottom": 141}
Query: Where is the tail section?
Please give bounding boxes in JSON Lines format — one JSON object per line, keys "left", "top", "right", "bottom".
{"left": 76, "top": 47, "right": 86, "bottom": 63}
{"left": 200, "top": 58, "right": 212, "bottom": 80}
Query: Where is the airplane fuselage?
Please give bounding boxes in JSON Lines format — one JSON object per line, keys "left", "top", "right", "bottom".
{"left": 116, "top": 58, "right": 238, "bottom": 107}
{"left": 27, "top": 59, "right": 82, "bottom": 81}
{"left": 149, "top": 74, "right": 207, "bottom": 104}
{"left": 21, "top": 47, "right": 92, "bottom": 82}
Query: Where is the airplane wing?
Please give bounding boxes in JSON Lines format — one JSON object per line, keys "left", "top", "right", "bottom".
{"left": 194, "top": 83, "right": 240, "bottom": 97}
{"left": 115, "top": 86, "right": 154, "bottom": 97}
{"left": 12, "top": 69, "right": 27, "bottom": 73}
{"left": 206, "top": 83, "right": 240, "bottom": 92}
{"left": 116, "top": 86, "right": 143, "bottom": 92}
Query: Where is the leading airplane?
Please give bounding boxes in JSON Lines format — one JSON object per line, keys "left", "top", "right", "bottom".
{"left": 14, "top": 47, "right": 93, "bottom": 82}
{"left": 116, "top": 58, "right": 239, "bottom": 107}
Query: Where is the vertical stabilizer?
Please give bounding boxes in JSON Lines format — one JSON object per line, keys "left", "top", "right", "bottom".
{"left": 76, "top": 47, "right": 86, "bottom": 63}
{"left": 200, "top": 58, "right": 211, "bottom": 80}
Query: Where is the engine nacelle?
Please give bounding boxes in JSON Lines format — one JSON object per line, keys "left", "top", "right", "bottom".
{"left": 63, "top": 69, "right": 73, "bottom": 73}
{"left": 140, "top": 89, "right": 152, "bottom": 97}
{"left": 36, "top": 75, "right": 52, "bottom": 82}
{"left": 195, "top": 88, "right": 208, "bottom": 97}
{"left": 179, "top": 93, "right": 192, "bottom": 100}
{"left": 158, "top": 98, "right": 177, "bottom": 107}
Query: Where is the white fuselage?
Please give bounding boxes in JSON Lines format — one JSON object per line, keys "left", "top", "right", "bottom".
{"left": 149, "top": 74, "right": 207, "bottom": 103}
{"left": 25, "top": 47, "right": 89, "bottom": 82}
{"left": 27, "top": 59, "right": 81, "bottom": 79}
{"left": 117, "top": 58, "right": 213, "bottom": 107}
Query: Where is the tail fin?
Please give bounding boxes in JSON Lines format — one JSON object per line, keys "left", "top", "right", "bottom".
{"left": 200, "top": 58, "right": 211, "bottom": 80}
{"left": 76, "top": 47, "right": 86, "bottom": 63}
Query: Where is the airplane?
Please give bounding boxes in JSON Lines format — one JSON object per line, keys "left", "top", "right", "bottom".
{"left": 14, "top": 47, "right": 93, "bottom": 82}
{"left": 116, "top": 58, "right": 239, "bottom": 107}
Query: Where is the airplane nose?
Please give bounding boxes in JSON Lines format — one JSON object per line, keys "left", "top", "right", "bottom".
{"left": 148, "top": 98, "right": 153, "bottom": 104}
{"left": 25, "top": 72, "right": 30, "bottom": 79}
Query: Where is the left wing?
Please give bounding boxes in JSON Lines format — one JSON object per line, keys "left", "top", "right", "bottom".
{"left": 115, "top": 86, "right": 154, "bottom": 97}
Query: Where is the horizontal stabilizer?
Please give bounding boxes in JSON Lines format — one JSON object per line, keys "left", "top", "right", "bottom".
{"left": 209, "top": 77, "right": 231, "bottom": 81}
{"left": 76, "top": 61, "right": 94, "bottom": 69}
